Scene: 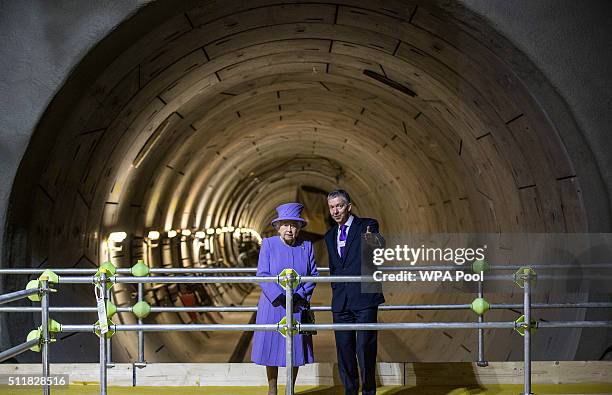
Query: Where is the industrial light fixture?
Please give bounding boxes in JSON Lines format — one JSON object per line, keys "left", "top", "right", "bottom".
{"left": 167, "top": 230, "right": 177, "bottom": 238}
{"left": 147, "top": 230, "right": 160, "bottom": 240}
{"left": 363, "top": 69, "right": 417, "bottom": 97}
{"left": 195, "top": 231, "right": 206, "bottom": 239}
{"left": 108, "top": 232, "right": 127, "bottom": 243}
{"left": 182, "top": 229, "right": 192, "bottom": 236}
{"left": 206, "top": 228, "right": 215, "bottom": 235}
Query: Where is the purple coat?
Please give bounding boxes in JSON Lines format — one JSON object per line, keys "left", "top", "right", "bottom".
{"left": 251, "top": 236, "right": 318, "bottom": 366}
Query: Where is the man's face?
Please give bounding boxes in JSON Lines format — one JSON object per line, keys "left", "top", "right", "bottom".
{"left": 328, "top": 196, "right": 351, "bottom": 225}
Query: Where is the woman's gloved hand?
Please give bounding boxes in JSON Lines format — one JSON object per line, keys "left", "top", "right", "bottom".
{"left": 271, "top": 293, "right": 309, "bottom": 310}
{"left": 292, "top": 294, "right": 309, "bottom": 309}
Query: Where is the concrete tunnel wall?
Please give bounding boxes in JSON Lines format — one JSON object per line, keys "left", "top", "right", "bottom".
{"left": 1, "top": 0, "right": 611, "bottom": 363}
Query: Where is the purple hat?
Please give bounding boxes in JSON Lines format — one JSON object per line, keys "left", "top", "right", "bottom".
{"left": 271, "top": 203, "right": 307, "bottom": 227}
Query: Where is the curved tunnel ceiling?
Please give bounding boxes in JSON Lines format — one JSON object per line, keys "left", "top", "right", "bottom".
{"left": 23, "top": 0, "right": 586, "bottom": 243}
{"left": 7, "top": 0, "right": 606, "bottom": 362}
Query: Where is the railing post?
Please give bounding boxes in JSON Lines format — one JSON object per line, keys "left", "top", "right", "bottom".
{"left": 285, "top": 271, "right": 294, "bottom": 395}
{"left": 522, "top": 269, "right": 533, "bottom": 395}
{"left": 106, "top": 287, "right": 112, "bottom": 366}
{"left": 98, "top": 271, "right": 108, "bottom": 395}
{"left": 133, "top": 282, "right": 146, "bottom": 386}
{"left": 40, "top": 278, "right": 50, "bottom": 395}
{"left": 137, "top": 282, "right": 145, "bottom": 365}
{"left": 477, "top": 278, "right": 488, "bottom": 367}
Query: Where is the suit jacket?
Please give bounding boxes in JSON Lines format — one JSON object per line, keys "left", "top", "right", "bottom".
{"left": 325, "top": 215, "right": 385, "bottom": 312}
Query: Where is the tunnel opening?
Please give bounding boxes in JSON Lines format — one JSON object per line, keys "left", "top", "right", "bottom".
{"left": 2, "top": 0, "right": 610, "bottom": 364}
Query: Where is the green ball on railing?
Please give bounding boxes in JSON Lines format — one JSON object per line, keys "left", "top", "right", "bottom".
{"left": 26, "top": 329, "right": 42, "bottom": 352}
{"left": 94, "top": 319, "right": 115, "bottom": 339}
{"left": 95, "top": 262, "right": 117, "bottom": 290}
{"left": 470, "top": 297, "right": 490, "bottom": 315}
{"left": 96, "top": 261, "right": 117, "bottom": 277}
{"left": 277, "top": 316, "right": 299, "bottom": 337}
{"left": 131, "top": 260, "right": 150, "bottom": 277}
{"left": 514, "top": 314, "right": 538, "bottom": 336}
{"left": 106, "top": 301, "right": 117, "bottom": 318}
{"left": 472, "top": 259, "right": 490, "bottom": 274}
{"left": 132, "top": 301, "right": 151, "bottom": 319}
{"left": 38, "top": 269, "right": 59, "bottom": 284}
{"left": 278, "top": 268, "right": 299, "bottom": 290}
{"left": 26, "top": 280, "right": 42, "bottom": 302}
{"left": 47, "top": 319, "right": 61, "bottom": 333}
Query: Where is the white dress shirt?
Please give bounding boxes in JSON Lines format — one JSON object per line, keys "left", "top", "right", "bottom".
{"left": 336, "top": 215, "right": 354, "bottom": 256}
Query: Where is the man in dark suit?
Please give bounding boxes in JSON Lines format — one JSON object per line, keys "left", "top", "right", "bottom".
{"left": 324, "top": 189, "right": 385, "bottom": 395}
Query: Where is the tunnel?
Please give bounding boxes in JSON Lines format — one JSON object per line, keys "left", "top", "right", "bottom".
{"left": 1, "top": 0, "right": 611, "bottom": 370}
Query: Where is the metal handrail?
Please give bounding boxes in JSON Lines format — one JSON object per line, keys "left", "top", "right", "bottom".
{"left": 0, "top": 338, "right": 40, "bottom": 363}
{"left": 2, "top": 302, "right": 612, "bottom": 314}
{"left": 58, "top": 320, "right": 612, "bottom": 333}
{"left": 0, "top": 287, "right": 41, "bottom": 305}
{"left": 1, "top": 262, "right": 610, "bottom": 275}
{"left": 2, "top": 267, "right": 612, "bottom": 395}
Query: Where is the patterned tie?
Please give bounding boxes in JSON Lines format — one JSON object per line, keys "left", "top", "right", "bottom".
{"left": 339, "top": 224, "right": 347, "bottom": 257}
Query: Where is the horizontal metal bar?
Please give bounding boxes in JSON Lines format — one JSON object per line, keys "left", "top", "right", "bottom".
{"left": 60, "top": 324, "right": 279, "bottom": 332}
{"left": 0, "top": 306, "right": 133, "bottom": 313}
{"left": 55, "top": 276, "right": 95, "bottom": 284}
{"left": 301, "top": 276, "right": 366, "bottom": 282}
{"left": 55, "top": 275, "right": 371, "bottom": 284}
{"left": 491, "top": 302, "right": 612, "bottom": 309}
{"left": 3, "top": 302, "right": 612, "bottom": 314}
{"left": 537, "top": 321, "right": 612, "bottom": 328}
{"left": 299, "top": 322, "right": 517, "bottom": 330}
{"left": 59, "top": 322, "right": 517, "bottom": 332}
{"left": 3, "top": 263, "right": 612, "bottom": 276}
{"left": 113, "top": 276, "right": 280, "bottom": 284}
{"left": 0, "top": 338, "right": 39, "bottom": 363}
{"left": 58, "top": 320, "right": 612, "bottom": 333}
{"left": 0, "top": 288, "right": 40, "bottom": 305}
{"left": 147, "top": 267, "right": 331, "bottom": 274}
{"left": 300, "top": 321, "right": 612, "bottom": 330}
{"left": 149, "top": 306, "right": 257, "bottom": 313}
{"left": 0, "top": 267, "right": 330, "bottom": 275}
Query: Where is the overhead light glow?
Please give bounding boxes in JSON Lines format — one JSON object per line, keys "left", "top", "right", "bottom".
{"left": 108, "top": 232, "right": 127, "bottom": 243}
{"left": 147, "top": 231, "right": 160, "bottom": 240}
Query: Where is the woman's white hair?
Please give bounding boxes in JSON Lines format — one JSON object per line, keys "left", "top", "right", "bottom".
{"left": 273, "top": 220, "right": 304, "bottom": 231}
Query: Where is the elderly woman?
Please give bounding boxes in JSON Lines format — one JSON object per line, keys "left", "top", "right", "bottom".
{"left": 251, "top": 202, "right": 319, "bottom": 395}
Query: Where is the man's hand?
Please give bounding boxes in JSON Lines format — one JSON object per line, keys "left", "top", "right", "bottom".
{"left": 363, "top": 225, "right": 379, "bottom": 246}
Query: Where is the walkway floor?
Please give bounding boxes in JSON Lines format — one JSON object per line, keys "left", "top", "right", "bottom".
{"left": 2, "top": 384, "right": 612, "bottom": 394}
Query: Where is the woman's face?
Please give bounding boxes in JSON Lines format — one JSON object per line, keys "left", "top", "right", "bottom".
{"left": 276, "top": 220, "right": 301, "bottom": 244}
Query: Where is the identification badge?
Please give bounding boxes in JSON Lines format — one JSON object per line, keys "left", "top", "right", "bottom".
{"left": 95, "top": 286, "right": 108, "bottom": 334}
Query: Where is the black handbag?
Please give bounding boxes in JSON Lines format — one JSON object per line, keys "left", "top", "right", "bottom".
{"left": 299, "top": 302, "right": 317, "bottom": 335}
